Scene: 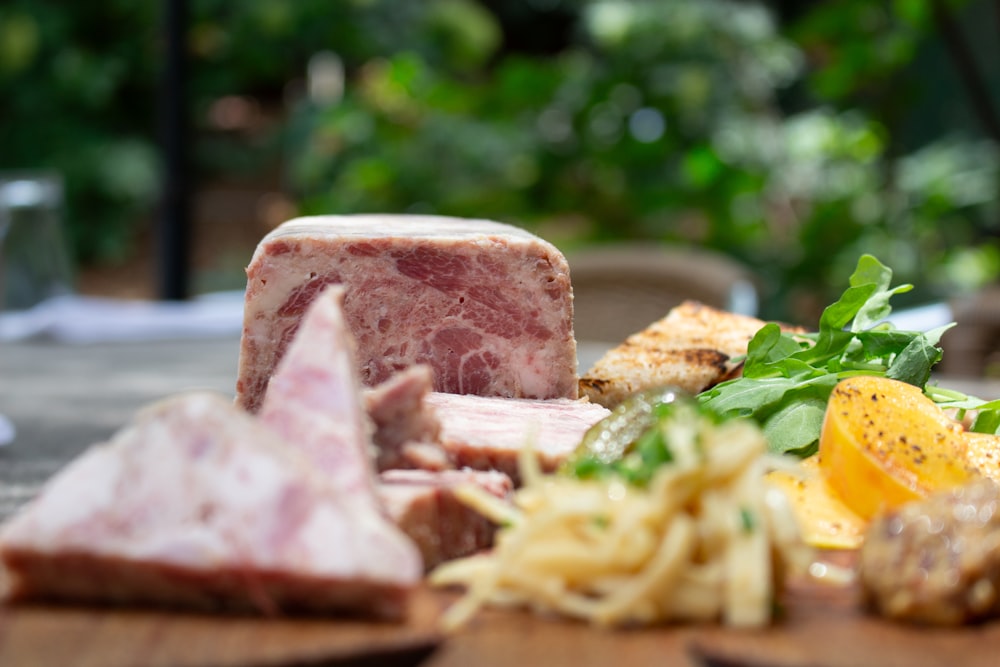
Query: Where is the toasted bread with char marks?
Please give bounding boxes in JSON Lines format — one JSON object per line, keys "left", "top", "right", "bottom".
{"left": 579, "top": 300, "right": 781, "bottom": 408}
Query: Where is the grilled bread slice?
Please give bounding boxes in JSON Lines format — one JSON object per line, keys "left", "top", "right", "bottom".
{"left": 579, "top": 300, "right": 779, "bottom": 408}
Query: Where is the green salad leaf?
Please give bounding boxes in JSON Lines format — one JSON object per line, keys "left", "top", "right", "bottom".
{"left": 697, "top": 254, "right": 1000, "bottom": 457}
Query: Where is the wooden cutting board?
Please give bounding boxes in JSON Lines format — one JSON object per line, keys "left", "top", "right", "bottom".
{"left": 426, "top": 555, "right": 1000, "bottom": 667}
{"left": 4, "top": 553, "right": 1000, "bottom": 667}
{"left": 0, "top": 587, "right": 445, "bottom": 667}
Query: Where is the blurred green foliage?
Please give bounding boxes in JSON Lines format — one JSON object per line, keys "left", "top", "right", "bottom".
{"left": 286, "top": 0, "right": 1000, "bottom": 320}
{"left": 0, "top": 0, "right": 419, "bottom": 263}
{"left": 1, "top": 0, "right": 997, "bottom": 320}
{"left": 0, "top": 1, "right": 160, "bottom": 262}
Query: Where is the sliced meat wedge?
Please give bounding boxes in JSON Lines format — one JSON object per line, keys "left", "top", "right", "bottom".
{"left": 378, "top": 469, "right": 513, "bottom": 570}
{"left": 0, "top": 392, "right": 422, "bottom": 619}
{"left": 258, "top": 284, "right": 377, "bottom": 497}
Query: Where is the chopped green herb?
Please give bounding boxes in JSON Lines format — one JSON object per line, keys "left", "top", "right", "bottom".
{"left": 740, "top": 507, "right": 756, "bottom": 534}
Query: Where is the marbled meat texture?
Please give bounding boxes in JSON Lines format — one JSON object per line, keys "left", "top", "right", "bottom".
{"left": 0, "top": 393, "right": 422, "bottom": 619}
{"left": 425, "top": 393, "right": 611, "bottom": 484}
{"left": 258, "top": 285, "right": 377, "bottom": 497}
{"left": 378, "top": 469, "right": 513, "bottom": 570}
{"left": 236, "top": 214, "right": 578, "bottom": 413}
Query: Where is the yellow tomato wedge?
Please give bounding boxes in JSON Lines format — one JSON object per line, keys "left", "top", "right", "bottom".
{"left": 965, "top": 430, "right": 1000, "bottom": 481}
{"left": 765, "top": 455, "right": 866, "bottom": 549}
{"left": 819, "top": 375, "right": 977, "bottom": 520}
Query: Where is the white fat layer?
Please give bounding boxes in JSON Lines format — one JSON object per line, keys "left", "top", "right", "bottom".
{"left": 270, "top": 214, "right": 546, "bottom": 243}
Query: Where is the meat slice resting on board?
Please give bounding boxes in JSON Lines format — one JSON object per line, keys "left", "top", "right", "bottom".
{"left": 236, "top": 214, "right": 578, "bottom": 413}
{"left": 378, "top": 469, "right": 513, "bottom": 571}
{"left": 0, "top": 392, "right": 422, "bottom": 619}
{"left": 361, "top": 366, "right": 611, "bottom": 483}
{"left": 425, "top": 392, "right": 611, "bottom": 485}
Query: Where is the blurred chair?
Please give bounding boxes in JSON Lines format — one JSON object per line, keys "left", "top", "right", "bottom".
{"left": 567, "top": 243, "right": 759, "bottom": 344}
{"left": 938, "top": 286, "right": 1000, "bottom": 377}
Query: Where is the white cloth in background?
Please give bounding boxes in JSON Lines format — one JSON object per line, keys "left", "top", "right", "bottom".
{"left": 0, "top": 413, "right": 13, "bottom": 447}
{"left": 884, "top": 302, "right": 954, "bottom": 332}
{"left": 0, "top": 291, "right": 245, "bottom": 344}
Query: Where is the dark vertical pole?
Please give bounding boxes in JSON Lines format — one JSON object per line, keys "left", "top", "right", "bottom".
{"left": 932, "top": 0, "right": 1000, "bottom": 144}
{"left": 158, "top": 0, "right": 190, "bottom": 300}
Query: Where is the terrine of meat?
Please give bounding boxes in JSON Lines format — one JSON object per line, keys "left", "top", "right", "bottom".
{"left": 0, "top": 393, "right": 422, "bottom": 619}
{"left": 235, "top": 214, "right": 578, "bottom": 413}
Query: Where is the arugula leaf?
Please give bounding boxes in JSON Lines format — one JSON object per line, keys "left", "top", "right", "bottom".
{"left": 760, "top": 396, "right": 830, "bottom": 458}
{"left": 741, "top": 324, "right": 814, "bottom": 378}
{"left": 885, "top": 330, "right": 948, "bottom": 386}
{"left": 972, "top": 409, "right": 1000, "bottom": 435}
{"left": 849, "top": 254, "right": 913, "bottom": 331}
{"left": 926, "top": 389, "right": 1000, "bottom": 435}
{"left": 697, "top": 254, "right": 958, "bottom": 455}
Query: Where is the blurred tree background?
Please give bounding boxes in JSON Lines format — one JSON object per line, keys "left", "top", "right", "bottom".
{"left": 0, "top": 0, "right": 998, "bottom": 322}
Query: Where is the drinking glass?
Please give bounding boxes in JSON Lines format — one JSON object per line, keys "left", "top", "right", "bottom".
{"left": 0, "top": 172, "right": 74, "bottom": 312}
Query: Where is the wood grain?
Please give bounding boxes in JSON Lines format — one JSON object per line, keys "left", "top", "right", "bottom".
{"left": 5, "top": 553, "right": 1000, "bottom": 667}
{"left": 425, "top": 552, "right": 1000, "bottom": 667}
{"left": 0, "top": 587, "right": 444, "bottom": 667}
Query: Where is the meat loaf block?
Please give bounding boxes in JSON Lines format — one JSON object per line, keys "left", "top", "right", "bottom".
{"left": 0, "top": 393, "right": 422, "bottom": 619}
{"left": 236, "top": 214, "right": 578, "bottom": 413}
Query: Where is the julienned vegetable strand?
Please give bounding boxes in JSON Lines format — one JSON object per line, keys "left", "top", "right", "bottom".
{"left": 430, "top": 403, "right": 813, "bottom": 629}
{"left": 697, "top": 254, "right": 1000, "bottom": 458}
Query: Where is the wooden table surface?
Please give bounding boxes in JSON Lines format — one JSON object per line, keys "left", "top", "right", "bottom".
{"left": 4, "top": 336, "right": 1000, "bottom": 666}
{"left": 5, "top": 561, "right": 1000, "bottom": 667}
{"left": 0, "top": 337, "right": 242, "bottom": 521}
